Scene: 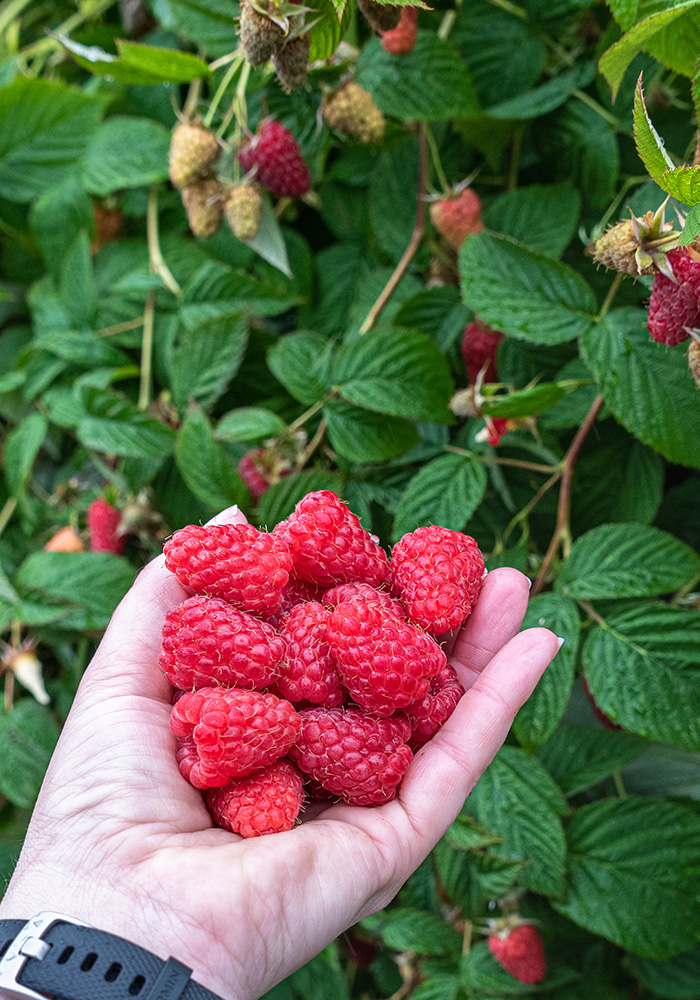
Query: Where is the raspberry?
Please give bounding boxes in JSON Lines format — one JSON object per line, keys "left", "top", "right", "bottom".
{"left": 391, "top": 525, "right": 485, "bottom": 634}
{"left": 289, "top": 707, "right": 413, "bottom": 806}
{"left": 237, "top": 449, "right": 270, "bottom": 499}
{"left": 169, "top": 121, "right": 220, "bottom": 190}
{"left": 164, "top": 522, "right": 292, "bottom": 615}
{"left": 430, "top": 189, "right": 484, "bottom": 250}
{"left": 327, "top": 599, "right": 446, "bottom": 716}
{"left": 171, "top": 687, "right": 301, "bottom": 788}
{"left": 357, "top": 0, "right": 401, "bottom": 32}
{"left": 181, "top": 177, "right": 223, "bottom": 238}
{"left": 461, "top": 318, "right": 504, "bottom": 384}
{"left": 322, "top": 582, "right": 404, "bottom": 617}
{"left": 381, "top": 6, "right": 418, "bottom": 54}
{"left": 488, "top": 922, "right": 546, "bottom": 985}
{"left": 274, "top": 490, "right": 390, "bottom": 588}
{"left": 272, "top": 34, "right": 311, "bottom": 93}
{"left": 264, "top": 576, "right": 324, "bottom": 629}
{"left": 225, "top": 183, "right": 263, "bottom": 242}
{"left": 205, "top": 760, "right": 305, "bottom": 837}
{"left": 239, "top": 1, "right": 284, "bottom": 65}
{"left": 277, "top": 601, "right": 343, "bottom": 707}
{"left": 158, "top": 595, "right": 285, "bottom": 691}
{"left": 323, "top": 82, "right": 385, "bottom": 143}
{"left": 44, "top": 526, "right": 84, "bottom": 553}
{"left": 589, "top": 206, "right": 680, "bottom": 277}
{"left": 88, "top": 498, "right": 126, "bottom": 555}
{"left": 403, "top": 665, "right": 464, "bottom": 747}
{"left": 238, "top": 121, "right": 311, "bottom": 198}
{"left": 647, "top": 247, "right": 700, "bottom": 345}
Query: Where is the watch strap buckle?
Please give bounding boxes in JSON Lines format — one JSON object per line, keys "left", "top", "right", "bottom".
{"left": 0, "top": 911, "right": 92, "bottom": 1000}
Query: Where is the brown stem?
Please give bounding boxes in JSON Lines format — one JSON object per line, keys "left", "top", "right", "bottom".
{"left": 532, "top": 394, "right": 604, "bottom": 595}
{"left": 359, "top": 124, "right": 428, "bottom": 335}
{"left": 577, "top": 599, "right": 606, "bottom": 627}
{"left": 295, "top": 418, "right": 326, "bottom": 473}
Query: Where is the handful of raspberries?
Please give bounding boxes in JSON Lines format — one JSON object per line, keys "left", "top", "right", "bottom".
{"left": 159, "top": 491, "right": 484, "bottom": 838}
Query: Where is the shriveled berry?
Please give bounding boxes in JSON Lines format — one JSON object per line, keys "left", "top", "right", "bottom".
{"left": 277, "top": 601, "right": 343, "bottom": 707}
{"left": 430, "top": 189, "right": 484, "bottom": 250}
{"left": 461, "top": 318, "right": 504, "bottom": 384}
{"left": 206, "top": 760, "right": 305, "bottom": 837}
{"left": 238, "top": 121, "right": 311, "bottom": 198}
{"left": 272, "top": 34, "right": 311, "bottom": 93}
{"left": 239, "top": 1, "right": 285, "bottom": 65}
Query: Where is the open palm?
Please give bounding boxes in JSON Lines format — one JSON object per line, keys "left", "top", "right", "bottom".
{"left": 0, "top": 506, "right": 560, "bottom": 1000}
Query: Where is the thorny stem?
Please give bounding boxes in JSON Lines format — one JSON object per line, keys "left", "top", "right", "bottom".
{"left": 138, "top": 290, "right": 156, "bottom": 411}
{"left": 204, "top": 56, "right": 243, "bottom": 129}
{"left": 146, "top": 184, "right": 182, "bottom": 297}
{"left": 359, "top": 124, "right": 428, "bottom": 335}
{"left": 0, "top": 497, "right": 17, "bottom": 539}
{"left": 425, "top": 125, "right": 451, "bottom": 195}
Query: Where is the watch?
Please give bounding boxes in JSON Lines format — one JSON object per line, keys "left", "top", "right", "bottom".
{"left": 0, "top": 913, "right": 225, "bottom": 1000}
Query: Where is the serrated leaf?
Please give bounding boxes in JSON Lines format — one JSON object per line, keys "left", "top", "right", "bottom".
{"left": 215, "top": 408, "right": 286, "bottom": 443}
{"left": 535, "top": 723, "right": 649, "bottom": 797}
{"left": 513, "top": 594, "right": 579, "bottom": 749}
{"left": 460, "top": 233, "right": 596, "bottom": 345}
{"left": 246, "top": 199, "right": 292, "bottom": 278}
{"left": 30, "top": 177, "right": 93, "bottom": 283}
{"left": 582, "top": 603, "right": 700, "bottom": 751}
{"left": 116, "top": 40, "right": 210, "bottom": 82}
{"left": 679, "top": 202, "right": 700, "bottom": 244}
{"left": 487, "top": 63, "right": 595, "bottom": 120}
{"left": 267, "top": 331, "right": 332, "bottom": 405}
{"left": 633, "top": 76, "right": 675, "bottom": 184}
{"left": 78, "top": 408, "right": 175, "bottom": 460}
{"left": 323, "top": 400, "right": 419, "bottom": 463}
{"left": 554, "top": 798, "right": 700, "bottom": 958}
{"left": 628, "top": 946, "right": 700, "bottom": 999}
{"left": 369, "top": 139, "right": 419, "bottom": 261}
{"left": 256, "top": 470, "right": 345, "bottom": 529}
{"left": 483, "top": 184, "right": 580, "bottom": 258}
{"left": 16, "top": 552, "right": 134, "bottom": 622}
{"left": 659, "top": 163, "right": 700, "bottom": 205}
{"left": 433, "top": 842, "right": 523, "bottom": 918}
{"left": 175, "top": 405, "right": 248, "bottom": 511}
{"left": 581, "top": 308, "right": 700, "bottom": 470}
{"left": 361, "top": 909, "right": 461, "bottom": 957}
{"left": 446, "top": 813, "right": 501, "bottom": 851}
{"left": 0, "top": 701, "right": 59, "bottom": 808}
{"left": 309, "top": 0, "right": 351, "bottom": 61}
{"left": 4, "top": 412, "right": 47, "bottom": 510}
{"left": 556, "top": 523, "right": 700, "bottom": 599}
{"left": 169, "top": 315, "right": 248, "bottom": 413}
{"left": 167, "top": 0, "right": 238, "bottom": 57}
{"left": 82, "top": 117, "right": 170, "bottom": 196}
{"left": 481, "top": 383, "right": 566, "bottom": 419}
{"left": 392, "top": 453, "right": 487, "bottom": 541}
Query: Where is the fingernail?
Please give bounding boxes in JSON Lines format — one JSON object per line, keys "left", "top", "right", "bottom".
{"left": 526, "top": 576, "right": 533, "bottom": 590}
{"left": 206, "top": 504, "right": 240, "bottom": 526}
{"left": 556, "top": 636, "right": 566, "bottom": 649}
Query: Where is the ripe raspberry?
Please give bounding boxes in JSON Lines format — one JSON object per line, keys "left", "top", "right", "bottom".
{"left": 88, "top": 498, "right": 126, "bottom": 555}
{"left": 322, "top": 582, "right": 404, "bottom": 617}
{"left": 272, "top": 34, "right": 311, "bottom": 93}
{"left": 239, "top": 0, "right": 285, "bottom": 65}
{"left": 403, "top": 665, "right": 464, "bottom": 746}
{"left": 171, "top": 687, "right": 301, "bottom": 788}
{"left": 327, "top": 599, "right": 446, "bottom": 716}
{"left": 274, "top": 490, "right": 390, "bottom": 588}
{"left": 225, "top": 183, "right": 263, "bottom": 242}
{"left": 430, "top": 189, "right": 484, "bottom": 250}
{"left": 238, "top": 121, "right": 311, "bottom": 198}
{"left": 289, "top": 707, "right": 413, "bottom": 805}
{"left": 381, "top": 6, "right": 418, "bottom": 54}
{"left": 237, "top": 448, "right": 270, "bottom": 499}
{"left": 461, "top": 318, "right": 504, "bottom": 384}
{"left": 169, "top": 121, "right": 220, "bottom": 189}
{"left": 205, "top": 760, "right": 305, "bottom": 837}
{"left": 158, "top": 595, "right": 285, "bottom": 691}
{"left": 323, "top": 82, "right": 385, "bottom": 144}
{"left": 277, "top": 601, "right": 343, "bottom": 707}
{"left": 264, "top": 576, "right": 324, "bottom": 629}
{"left": 488, "top": 923, "right": 546, "bottom": 985}
{"left": 44, "top": 526, "right": 84, "bottom": 553}
{"left": 181, "top": 177, "right": 223, "bottom": 238}
{"left": 164, "top": 522, "right": 292, "bottom": 615}
{"left": 647, "top": 247, "right": 700, "bottom": 345}
{"left": 358, "top": 0, "right": 401, "bottom": 32}
{"left": 391, "top": 525, "right": 484, "bottom": 634}
{"left": 485, "top": 417, "right": 509, "bottom": 447}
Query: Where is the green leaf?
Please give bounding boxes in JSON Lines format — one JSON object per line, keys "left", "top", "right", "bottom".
{"left": 632, "top": 75, "right": 675, "bottom": 184}
{"left": 460, "top": 941, "right": 578, "bottom": 994}
{"left": 61, "top": 231, "right": 97, "bottom": 328}
{"left": 58, "top": 35, "right": 209, "bottom": 83}
{"left": 679, "top": 202, "right": 700, "bottom": 244}
{"left": 4, "top": 412, "right": 47, "bottom": 510}
{"left": 245, "top": 199, "right": 292, "bottom": 278}
{"left": 16, "top": 552, "right": 134, "bottom": 624}
{"left": 267, "top": 331, "right": 332, "bottom": 405}
{"left": 483, "top": 184, "right": 581, "bottom": 258}
{"left": 0, "top": 78, "right": 102, "bottom": 202}
{"left": 659, "top": 164, "right": 700, "bottom": 205}
{"left": 309, "top": 0, "right": 351, "bottom": 61}
{"left": 356, "top": 35, "right": 480, "bottom": 122}
{"left": 167, "top": 0, "right": 238, "bottom": 56}
{"left": 0, "top": 701, "right": 59, "bottom": 808}
{"left": 78, "top": 402, "right": 175, "bottom": 460}
{"left": 582, "top": 603, "right": 700, "bottom": 751}
{"left": 481, "top": 383, "right": 566, "bottom": 419}
{"left": 215, "top": 408, "right": 286, "bottom": 443}
{"left": 554, "top": 798, "right": 700, "bottom": 958}
{"left": 581, "top": 308, "right": 700, "bottom": 470}
{"left": 175, "top": 405, "right": 248, "bottom": 511}
{"left": 369, "top": 139, "right": 419, "bottom": 261}
{"left": 513, "top": 594, "right": 580, "bottom": 750}
{"left": 361, "top": 909, "right": 461, "bottom": 957}
{"left": 487, "top": 63, "right": 595, "bottom": 120}
{"left": 82, "top": 117, "right": 170, "bottom": 196}
{"left": 460, "top": 233, "right": 597, "bottom": 345}
{"left": 324, "top": 400, "right": 419, "bottom": 463}
{"left": 392, "top": 453, "right": 487, "bottom": 542}
{"left": 29, "top": 177, "right": 93, "bottom": 283}
{"left": 464, "top": 745, "right": 568, "bottom": 897}
{"left": 332, "top": 327, "right": 454, "bottom": 423}
{"left": 628, "top": 946, "right": 700, "bottom": 999}
{"left": 446, "top": 813, "right": 501, "bottom": 851}
{"left": 170, "top": 315, "right": 248, "bottom": 413}
{"left": 535, "top": 723, "right": 649, "bottom": 797}
{"left": 556, "top": 523, "right": 700, "bottom": 599}
{"left": 256, "top": 469, "right": 344, "bottom": 529}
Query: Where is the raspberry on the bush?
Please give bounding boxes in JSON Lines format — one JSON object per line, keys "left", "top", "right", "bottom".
{"left": 238, "top": 121, "right": 311, "bottom": 198}
{"left": 205, "top": 761, "right": 305, "bottom": 838}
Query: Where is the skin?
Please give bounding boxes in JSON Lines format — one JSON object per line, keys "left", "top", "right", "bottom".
{"left": 0, "top": 506, "right": 560, "bottom": 1000}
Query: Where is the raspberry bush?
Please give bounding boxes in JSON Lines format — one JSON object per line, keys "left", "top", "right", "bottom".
{"left": 1, "top": 0, "right": 700, "bottom": 997}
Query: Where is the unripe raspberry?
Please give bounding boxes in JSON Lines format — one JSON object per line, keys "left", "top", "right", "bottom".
{"left": 169, "top": 121, "right": 221, "bottom": 189}
{"left": 239, "top": 0, "right": 285, "bottom": 65}
{"left": 238, "top": 121, "right": 311, "bottom": 198}
{"left": 44, "top": 526, "right": 84, "bottom": 553}
{"left": 206, "top": 760, "right": 305, "bottom": 837}
{"left": 358, "top": 0, "right": 401, "bottom": 32}
{"left": 323, "top": 82, "right": 385, "bottom": 143}
{"left": 461, "top": 318, "right": 504, "bottom": 384}
{"left": 381, "top": 7, "right": 418, "bottom": 54}
{"left": 431, "top": 189, "right": 484, "bottom": 250}
{"left": 272, "top": 34, "right": 311, "bottom": 93}
{"left": 225, "top": 183, "right": 263, "bottom": 241}
{"left": 88, "top": 498, "right": 126, "bottom": 555}
{"left": 589, "top": 205, "right": 680, "bottom": 276}
{"left": 181, "top": 177, "right": 224, "bottom": 238}
{"left": 689, "top": 338, "right": 700, "bottom": 387}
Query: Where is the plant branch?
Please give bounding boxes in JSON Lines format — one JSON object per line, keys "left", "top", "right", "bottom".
{"left": 96, "top": 316, "right": 145, "bottom": 338}
{"left": 0, "top": 497, "right": 17, "bottom": 539}
{"left": 295, "top": 419, "right": 327, "bottom": 472}
{"left": 146, "top": 184, "right": 182, "bottom": 297}
{"left": 597, "top": 271, "right": 624, "bottom": 321}
{"left": 204, "top": 56, "right": 243, "bottom": 129}
{"left": 358, "top": 123, "right": 428, "bottom": 335}
{"left": 138, "top": 290, "right": 156, "bottom": 411}
{"left": 500, "top": 469, "right": 562, "bottom": 548}
{"left": 289, "top": 399, "right": 325, "bottom": 432}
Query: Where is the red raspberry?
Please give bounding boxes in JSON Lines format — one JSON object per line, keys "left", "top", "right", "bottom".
{"left": 164, "top": 522, "right": 292, "bottom": 615}
{"left": 277, "top": 601, "right": 343, "bottom": 707}
{"left": 274, "top": 490, "right": 390, "bottom": 588}
{"left": 289, "top": 707, "right": 413, "bottom": 806}
{"left": 327, "top": 599, "right": 446, "bottom": 716}
{"left": 647, "top": 248, "right": 700, "bottom": 345}
{"left": 238, "top": 121, "right": 311, "bottom": 198}
{"left": 88, "top": 498, "right": 126, "bottom": 554}
{"left": 237, "top": 449, "right": 270, "bottom": 500}
{"left": 430, "top": 189, "right": 484, "bottom": 250}
{"left": 488, "top": 923, "right": 546, "bottom": 985}
{"left": 171, "top": 687, "right": 301, "bottom": 788}
{"left": 381, "top": 6, "right": 418, "bottom": 54}
{"left": 322, "top": 582, "right": 404, "bottom": 617}
{"left": 486, "top": 417, "right": 509, "bottom": 447}
{"left": 391, "top": 525, "right": 484, "bottom": 634}
{"left": 205, "top": 760, "right": 305, "bottom": 838}
{"left": 264, "top": 576, "right": 324, "bottom": 629}
{"left": 461, "top": 319, "right": 504, "bottom": 384}
{"left": 403, "top": 665, "right": 464, "bottom": 747}
{"left": 158, "top": 595, "right": 285, "bottom": 691}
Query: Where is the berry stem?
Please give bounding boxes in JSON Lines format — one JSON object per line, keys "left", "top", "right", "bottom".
{"left": 425, "top": 125, "right": 451, "bottom": 196}
{"left": 289, "top": 399, "right": 325, "bottom": 432}
{"left": 597, "top": 271, "right": 624, "bottom": 321}
{"left": 294, "top": 418, "right": 327, "bottom": 472}
{"left": 138, "top": 289, "right": 156, "bottom": 412}
{"left": 498, "top": 469, "right": 562, "bottom": 549}
{"left": 486, "top": 0, "right": 527, "bottom": 18}
{"left": 146, "top": 184, "right": 182, "bottom": 297}
{"left": 612, "top": 770, "right": 627, "bottom": 800}
{"left": 182, "top": 76, "right": 203, "bottom": 120}
{"left": 577, "top": 600, "right": 606, "bottom": 627}
{"left": 444, "top": 445, "right": 557, "bottom": 474}
{"left": 95, "top": 316, "right": 145, "bottom": 339}
{"left": 507, "top": 126, "right": 522, "bottom": 191}
{"left": 3, "top": 667, "right": 14, "bottom": 712}
{"left": 0, "top": 497, "right": 17, "bottom": 539}
{"left": 205, "top": 55, "right": 244, "bottom": 129}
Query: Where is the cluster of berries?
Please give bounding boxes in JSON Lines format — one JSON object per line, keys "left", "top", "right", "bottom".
{"left": 159, "top": 490, "right": 484, "bottom": 838}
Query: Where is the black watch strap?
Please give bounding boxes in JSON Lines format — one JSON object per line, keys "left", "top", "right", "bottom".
{"left": 0, "top": 915, "right": 224, "bottom": 1000}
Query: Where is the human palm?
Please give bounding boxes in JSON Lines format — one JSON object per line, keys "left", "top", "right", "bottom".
{"left": 0, "top": 507, "right": 559, "bottom": 1000}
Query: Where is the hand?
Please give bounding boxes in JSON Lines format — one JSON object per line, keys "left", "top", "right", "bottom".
{"left": 0, "top": 506, "right": 560, "bottom": 1000}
